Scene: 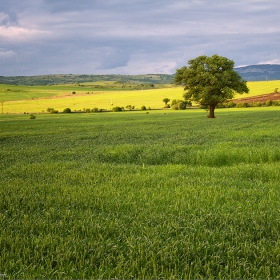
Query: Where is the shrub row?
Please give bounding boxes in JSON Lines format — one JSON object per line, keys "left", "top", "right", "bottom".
{"left": 46, "top": 107, "right": 104, "bottom": 113}
{"left": 170, "top": 99, "right": 192, "bottom": 110}
{"left": 113, "top": 106, "right": 149, "bottom": 112}
{"left": 214, "top": 100, "right": 280, "bottom": 108}
{"left": 46, "top": 99, "right": 280, "bottom": 115}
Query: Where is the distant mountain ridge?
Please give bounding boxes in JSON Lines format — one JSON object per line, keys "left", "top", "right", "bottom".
{"left": 0, "top": 65, "right": 279, "bottom": 85}
{"left": 234, "top": 64, "right": 280, "bottom": 81}
{"left": 0, "top": 74, "right": 174, "bottom": 86}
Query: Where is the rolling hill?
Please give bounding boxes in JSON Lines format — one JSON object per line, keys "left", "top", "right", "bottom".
{"left": 0, "top": 74, "right": 175, "bottom": 86}
{"left": 234, "top": 64, "right": 280, "bottom": 81}
{"left": 0, "top": 65, "right": 280, "bottom": 85}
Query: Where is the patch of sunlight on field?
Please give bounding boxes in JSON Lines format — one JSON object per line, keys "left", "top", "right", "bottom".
{"left": 3, "top": 87, "right": 184, "bottom": 114}
{"left": 234, "top": 80, "right": 280, "bottom": 99}
{"left": 2, "top": 80, "right": 280, "bottom": 114}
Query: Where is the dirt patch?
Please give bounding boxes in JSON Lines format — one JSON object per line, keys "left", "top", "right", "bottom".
{"left": 232, "top": 92, "right": 280, "bottom": 104}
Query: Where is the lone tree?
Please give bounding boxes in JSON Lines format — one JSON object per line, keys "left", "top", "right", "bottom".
{"left": 162, "top": 98, "right": 170, "bottom": 105}
{"left": 174, "top": 54, "right": 249, "bottom": 118}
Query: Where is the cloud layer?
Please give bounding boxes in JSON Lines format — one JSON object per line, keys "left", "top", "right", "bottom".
{"left": 1, "top": 0, "right": 280, "bottom": 76}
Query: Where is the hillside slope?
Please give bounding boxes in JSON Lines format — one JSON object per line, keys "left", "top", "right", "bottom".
{"left": 0, "top": 74, "right": 175, "bottom": 86}
{"left": 235, "top": 64, "right": 280, "bottom": 81}
{"left": 1, "top": 65, "right": 280, "bottom": 85}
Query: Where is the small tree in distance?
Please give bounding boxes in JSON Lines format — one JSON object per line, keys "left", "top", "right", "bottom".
{"left": 162, "top": 98, "right": 170, "bottom": 106}
{"left": 63, "top": 108, "right": 71, "bottom": 113}
{"left": 112, "top": 106, "right": 123, "bottom": 112}
{"left": 174, "top": 54, "right": 249, "bottom": 118}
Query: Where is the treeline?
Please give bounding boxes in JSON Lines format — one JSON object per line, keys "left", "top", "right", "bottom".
{"left": 0, "top": 74, "right": 175, "bottom": 86}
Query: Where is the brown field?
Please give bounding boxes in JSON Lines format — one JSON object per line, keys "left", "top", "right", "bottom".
{"left": 232, "top": 92, "right": 280, "bottom": 104}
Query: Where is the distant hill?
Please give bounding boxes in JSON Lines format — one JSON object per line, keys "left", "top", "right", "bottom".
{"left": 0, "top": 65, "right": 279, "bottom": 85}
{"left": 0, "top": 74, "right": 175, "bottom": 86}
{"left": 234, "top": 64, "right": 280, "bottom": 81}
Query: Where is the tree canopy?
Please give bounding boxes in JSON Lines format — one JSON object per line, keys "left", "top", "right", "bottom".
{"left": 174, "top": 54, "right": 249, "bottom": 118}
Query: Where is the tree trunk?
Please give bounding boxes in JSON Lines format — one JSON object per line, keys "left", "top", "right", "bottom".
{"left": 207, "top": 105, "right": 215, "bottom": 118}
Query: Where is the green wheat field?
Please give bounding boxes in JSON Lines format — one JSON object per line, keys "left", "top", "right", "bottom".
{"left": 1, "top": 106, "right": 280, "bottom": 279}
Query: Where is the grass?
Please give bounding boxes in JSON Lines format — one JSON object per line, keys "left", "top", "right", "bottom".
{"left": 1, "top": 108, "right": 280, "bottom": 278}
{"left": 1, "top": 80, "right": 280, "bottom": 113}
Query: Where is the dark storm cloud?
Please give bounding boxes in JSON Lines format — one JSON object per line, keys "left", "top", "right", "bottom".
{"left": 0, "top": 0, "right": 280, "bottom": 75}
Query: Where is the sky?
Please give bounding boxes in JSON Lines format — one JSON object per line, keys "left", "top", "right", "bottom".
{"left": 1, "top": 0, "right": 280, "bottom": 76}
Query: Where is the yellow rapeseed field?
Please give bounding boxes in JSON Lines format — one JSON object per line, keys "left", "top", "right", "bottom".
{"left": 1, "top": 80, "right": 279, "bottom": 114}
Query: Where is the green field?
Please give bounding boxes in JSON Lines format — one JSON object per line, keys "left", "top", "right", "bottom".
{"left": 1, "top": 80, "right": 280, "bottom": 114}
{"left": 1, "top": 108, "right": 280, "bottom": 279}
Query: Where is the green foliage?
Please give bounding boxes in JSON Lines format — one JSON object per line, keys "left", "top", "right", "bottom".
{"left": 171, "top": 99, "right": 192, "bottom": 110}
{"left": 236, "top": 102, "right": 250, "bottom": 108}
{"left": 126, "top": 105, "right": 134, "bottom": 110}
{"left": 63, "top": 108, "right": 72, "bottom": 113}
{"left": 171, "top": 104, "right": 179, "bottom": 110}
{"left": 162, "top": 97, "right": 170, "bottom": 105}
{"left": 174, "top": 54, "right": 249, "bottom": 118}
{"left": 141, "top": 105, "right": 146, "bottom": 110}
{"left": 252, "top": 101, "right": 263, "bottom": 107}
{"left": 226, "top": 101, "right": 236, "bottom": 108}
{"left": 28, "top": 114, "right": 36, "bottom": 119}
{"left": 91, "top": 107, "right": 99, "bottom": 112}
{"left": 112, "top": 106, "right": 123, "bottom": 112}
{"left": 266, "top": 100, "right": 273, "bottom": 106}
{"left": 72, "top": 91, "right": 76, "bottom": 94}
{"left": 47, "top": 107, "right": 59, "bottom": 114}
{"left": 200, "top": 104, "right": 209, "bottom": 109}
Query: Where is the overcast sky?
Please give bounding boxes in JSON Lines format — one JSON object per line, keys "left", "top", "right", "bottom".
{"left": 1, "top": 0, "right": 280, "bottom": 76}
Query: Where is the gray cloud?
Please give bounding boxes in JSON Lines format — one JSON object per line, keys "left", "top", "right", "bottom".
{"left": 0, "top": 0, "right": 279, "bottom": 76}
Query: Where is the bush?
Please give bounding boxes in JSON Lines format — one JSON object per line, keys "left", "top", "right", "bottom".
{"left": 178, "top": 102, "right": 187, "bottom": 110}
{"left": 170, "top": 100, "right": 191, "bottom": 110}
{"left": 85, "top": 108, "right": 91, "bottom": 113}
{"left": 91, "top": 107, "right": 99, "bottom": 113}
{"left": 252, "top": 101, "right": 263, "bottom": 107}
{"left": 236, "top": 102, "right": 250, "bottom": 108}
{"left": 47, "top": 107, "right": 54, "bottom": 112}
{"left": 272, "top": 100, "right": 280, "bottom": 106}
{"left": 171, "top": 105, "right": 179, "bottom": 110}
{"left": 29, "top": 114, "right": 36, "bottom": 119}
{"left": 72, "top": 91, "right": 76, "bottom": 94}
{"left": 50, "top": 109, "right": 58, "bottom": 114}
{"left": 63, "top": 108, "right": 72, "bottom": 113}
{"left": 199, "top": 105, "right": 208, "bottom": 109}
{"left": 112, "top": 106, "right": 123, "bottom": 112}
{"left": 227, "top": 101, "right": 236, "bottom": 108}
{"left": 266, "top": 100, "right": 273, "bottom": 106}
{"left": 141, "top": 106, "right": 146, "bottom": 111}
